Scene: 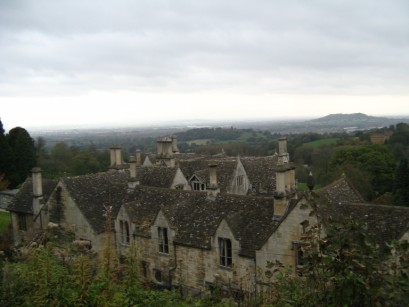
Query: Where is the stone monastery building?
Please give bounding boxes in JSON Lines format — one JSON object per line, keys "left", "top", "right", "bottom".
{"left": 8, "top": 136, "right": 409, "bottom": 295}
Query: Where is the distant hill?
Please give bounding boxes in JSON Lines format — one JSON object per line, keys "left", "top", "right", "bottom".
{"left": 309, "top": 113, "right": 389, "bottom": 124}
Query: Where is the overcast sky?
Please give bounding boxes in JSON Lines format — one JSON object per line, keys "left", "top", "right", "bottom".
{"left": 1, "top": 0, "right": 408, "bottom": 131}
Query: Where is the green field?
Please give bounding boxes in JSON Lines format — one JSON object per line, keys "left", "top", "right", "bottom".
{"left": 0, "top": 211, "right": 11, "bottom": 234}
{"left": 304, "top": 138, "right": 339, "bottom": 147}
{"left": 186, "top": 139, "right": 212, "bottom": 145}
{"left": 238, "top": 131, "right": 268, "bottom": 142}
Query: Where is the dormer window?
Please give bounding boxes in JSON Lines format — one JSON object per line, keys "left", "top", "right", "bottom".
{"left": 158, "top": 227, "right": 169, "bottom": 254}
{"left": 190, "top": 175, "right": 206, "bottom": 191}
{"left": 218, "top": 238, "right": 232, "bottom": 267}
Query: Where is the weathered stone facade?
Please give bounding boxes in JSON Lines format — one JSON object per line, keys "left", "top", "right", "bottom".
{"left": 8, "top": 137, "right": 409, "bottom": 297}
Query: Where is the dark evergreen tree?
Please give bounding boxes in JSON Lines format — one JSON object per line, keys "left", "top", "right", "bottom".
{"left": 7, "top": 127, "right": 37, "bottom": 187}
{"left": 0, "top": 118, "right": 17, "bottom": 187}
{"left": 393, "top": 159, "right": 409, "bottom": 206}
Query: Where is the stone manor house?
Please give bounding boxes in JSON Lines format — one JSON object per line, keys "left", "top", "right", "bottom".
{"left": 8, "top": 136, "right": 409, "bottom": 295}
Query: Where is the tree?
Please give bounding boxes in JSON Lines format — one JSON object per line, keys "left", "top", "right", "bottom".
{"left": 264, "top": 215, "right": 409, "bottom": 306}
{"left": 330, "top": 145, "right": 396, "bottom": 199}
{"left": 0, "top": 119, "right": 17, "bottom": 187}
{"left": 6, "top": 127, "right": 37, "bottom": 187}
{"left": 72, "top": 151, "right": 100, "bottom": 175}
{"left": 393, "top": 159, "right": 409, "bottom": 206}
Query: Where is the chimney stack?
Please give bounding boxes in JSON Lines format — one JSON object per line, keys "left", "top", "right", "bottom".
{"left": 109, "top": 145, "right": 123, "bottom": 168}
{"left": 207, "top": 164, "right": 220, "bottom": 197}
{"left": 110, "top": 146, "right": 116, "bottom": 166}
{"left": 32, "top": 167, "right": 43, "bottom": 198}
{"left": 171, "top": 135, "right": 180, "bottom": 154}
{"left": 277, "top": 137, "right": 289, "bottom": 165}
{"left": 115, "top": 146, "right": 122, "bottom": 166}
{"left": 32, "top": 167, "right": 44, "bottom": 229}
{"left": 129, "top": 156, "right": 137, "bottom": 179}
{"left": 128, "top": 155, "right": 138, "bottom": 191}
{"left": 135, "top": 149, "right": 142, "bottom": 167}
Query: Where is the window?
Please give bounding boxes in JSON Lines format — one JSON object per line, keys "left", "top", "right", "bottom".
{"left": 219, "top": 238, "right": 232, "bottom": 267}
{"left": 120, "top": 220, "right": 130, "bottom": 244}
{"left": 192, "top": 182, "right": 206, "bottom": 191}
{"left": 125, "top": 221, "right": 130, "bottom": 244}
{"left": 236, "top": 175, "right": 244, "bottom": 186}
{"left": 120, "top": 220, "right": 124, "bottom": 242}
{"left": 18, "top": 214, "right": 27, "bottom": 231}
{"left": 293, "top": 241, "right": 309, "bottom": 269}
{"left": 191, "top": 176, "right": 206, "bottom": 191}
{"left": 141, "top": 261, "right": 148, "bottom": 277}
{"left": 154, "top": 269, "right": 162, "bottom": 282}
{"left": 158, "top": 227, "right": 169, "bottom": 254}
{"left": 296, "top": 245, "right": 304, "bottom": 267}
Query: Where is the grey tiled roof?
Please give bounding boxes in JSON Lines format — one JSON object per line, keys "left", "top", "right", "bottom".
{"left": 62, "top": 172, "right": 129, "bottom": 234}
{"left": 8, "top": 178, "right": 58, "bottom": 214}
{"left": 241, "top": 156, "right": 278, "bottom": 194}
{"left": 136, "top": 166, "right": 178, "bottom": 188}
{"left": 180, "top": 158, "right": 241, "bottom": 192}
{"left": 315, "top": 174, "right": 364, "bottom": 206}
{"left": 315, "top": 176, "right": 409, "bottom": 249}
{"left": 124, "top": 186, "right": 279, "bottom": 258}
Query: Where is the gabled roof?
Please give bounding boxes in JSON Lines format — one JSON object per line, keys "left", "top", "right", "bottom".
{"left": 123, "top": 186, "right": 279, "bottom": 258}
{"left": 315, "top": 175, "right": 364, "bottom": 205}
{"left": 8, "top": 178, "right": 58, "bottom": 214}
{"left": 178, "top": 159, "right": 210, "bottom": 179}
{"left": 180, "top": 157, "right": 240, "bottom": 192}
{"left": 136, "top": 166, "right": 179, "bottom": 188}
{"left": 62, "top": 172, "right": 128, "bottom": 234}
{"left": 315, "top": 175, "right": 409, "bottom": 249}
{"left": 241, "top": 156, "right": 279, "bottom": 194}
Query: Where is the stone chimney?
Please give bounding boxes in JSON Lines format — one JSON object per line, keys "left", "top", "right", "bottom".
{"left": 110, "top": 146, "right": 116, "bottom": 167}
{"left": 109, "top": 145, "right": 123, "bottom": 168}
{"left": 207, "top": 164, "right": 220, "bottom": 197}
{"left": 156, "top": 137, "right": 175, "bottom": 167}
{"left": 277, "top": 137, "right": 289, "bottom": 165}
{"left": 115, "top": 147, "right": 122, "bottom": 166}
{"left": 171, "top": 135, "right": 180, "bottom": 154}
{"left": 135, "top": 149, "right": 142, "bottom": 167}
{"left": 129, "top": 156, "right": 137, "bottom": 179}
{"left": 278, "top": 137, "right": 287, "bottom": 155}
{"left": 128, "top": 155, "right": 138, "bottom": 190}
{"left": 275, "top": 171, "right": 286, "bottom": 197}
{"left": 32, "top": 167, "right": 44, "bottom": 228}
{"left": 32, "top": 167, "right": 43, "bottom": 198}
{"left": 274, "top": 198, "right": 289, "bottom": 217}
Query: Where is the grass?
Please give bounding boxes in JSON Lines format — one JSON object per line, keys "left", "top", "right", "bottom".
{"left": 0, "top": 211, "right": 11, "bottom": 234}
{"left": 186, "top": 139, "right": 211, "bottom": 146}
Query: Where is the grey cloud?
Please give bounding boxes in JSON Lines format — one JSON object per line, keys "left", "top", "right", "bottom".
{"left": 0, "top": 0, "right": 408, "bottom": 96}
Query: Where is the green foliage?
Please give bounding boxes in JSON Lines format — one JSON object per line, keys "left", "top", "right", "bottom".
{"left": 0, "top": 130, "right": 17, "bottom": 188}
{"left": 38, "top": 141, "right": 110, "bottom": 178}
{"left": 0, "top": 211, "right": 10, "bottom": 235}
{"left": 330, "top": 145, "right": 396, "bottom": 199}
{"left": 393, "top": 159, "right": 409, "bottom": 206}
{"left": 73, "top": 151, "right": 100, "bottom": 175}
{"left": 7, "top": 127, "right": 37, "bottom": 187}
{"left": 263, "top": 215, "right": 409, "bottom": 307}
{"left": 304, "top": 138, "right": 340, "bottom": 147}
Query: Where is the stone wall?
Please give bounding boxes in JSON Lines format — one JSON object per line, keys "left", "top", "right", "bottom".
{"left": 256, "top": 197, "right": 317, "bottom": 284}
